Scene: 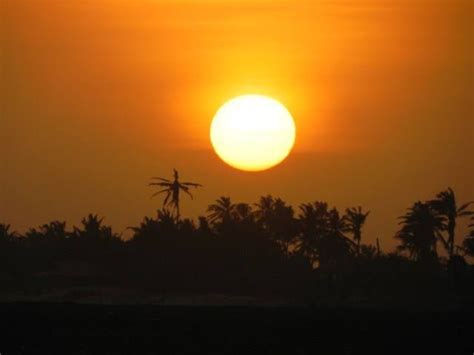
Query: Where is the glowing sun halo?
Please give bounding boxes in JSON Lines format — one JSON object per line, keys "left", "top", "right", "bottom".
{"left": 210, "top": 95, "right": 296, "bottom": 171}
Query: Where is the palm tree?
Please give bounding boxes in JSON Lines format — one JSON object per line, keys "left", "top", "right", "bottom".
{"left": 395, "top": 202, "right": 444, "bottom": 262}
{"left": 344, "top": 206, "right": 370, "bottom": 256}
{"left": 40, "top": 221, "right": 68, "bottom": 241}
{"left": 129, "top": 209, "right": 180, "bottom": 243}
{"left": 0, "top": 224, "right": 17, "bottom": 242}
{"left": 297, "top": 203, "right": 353, "bottom": 270}
{"left": 24, "top": 222, "right": 67, "bottom": 247}
{"left": 254, "top": 195, "right": 275, "bottom": 223}
{"left": 232, "top": 203, "right": 253, "bottom": 222}
{"left": 207, "top": 196, "right": 235, "bottom": 225}
{"left": 321, "top": 208, "right": 352, "bottom": 268}
{"left": 129, "top": 216, "right": 160, "bottom": 242}
{"left": 253, "top": 196, "right": 297, "bottom": 254}
{"left": 428, "top": 187, "right": 473, "bottom": 259}
{"left": 149, "top": 169, "right": 202, "bottom": 221}
{"left": 270, "top": 198, "right": 297, "bottom": 254}
{"left": 462, "top": 215, "right": 474, "bottom": 257}
{"left": 72, "top": 214, "right": 119, "bottom": 241}
{"left": 296, "top": 201, "right": 330, "bottom": 265}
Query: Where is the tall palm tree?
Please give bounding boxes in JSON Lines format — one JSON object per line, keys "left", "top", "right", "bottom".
{"left": 297, "top": 203, "right": 353, "bottom": 269}
{"left": 207, "top": 196, "right": 235, "bottom": 224}
{"left": 344, "top": 206, "right": 370, "bottom": 256}
{"left": 321, "top": 208, "right": 352, "bottom": 268}
{"left": 296, "top": 201, "right": 330, "bottom": 265}
{"left": 270, "top": 198, "right": 297, "bottom": 254}
{"left": 253, "top": 196, "right": 297, "bottom": 254}
{"left": 149, "top": 169, "right": 202, "bottom": 221}
{"left": 396, "top": 202, "right": 444, "bottom": 262}
{"left": 428, "top": 187, "right": 473, "bottom": 259}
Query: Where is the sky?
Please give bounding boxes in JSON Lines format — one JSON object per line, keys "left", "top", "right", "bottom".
{"left": 1, "top": 0, "right": 473, "bottom": 250}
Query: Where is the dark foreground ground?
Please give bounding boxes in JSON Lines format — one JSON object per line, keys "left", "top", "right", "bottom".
{"left": 1, "top": 303, "right": 473, "bottom": 355}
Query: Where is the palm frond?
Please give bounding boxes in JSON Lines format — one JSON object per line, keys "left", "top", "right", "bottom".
{"left": 149, "top": 170, "right": 201, "bottom": 221}
{"left": 437, "top": 232, "right": 449, "bottom": 251}
{"left": 182, "top": 182, "right": 202, "bottom": 187}
{"left": 163, "top": 191, "right": 171, "bottom": 206}
{"left": 181, "top": 187, "right": 194, "bottom": 200}
{"left": 151, "top": 177, "right": 171, "bottom": 182}
{"left": 151, "top": 188, "right": 169, "bottom": 198}
{"left": 458, "top": 201, "right": 473, "bottom": 213}
{"left": 149, "top": 182, "right": 172, "bottom": 187}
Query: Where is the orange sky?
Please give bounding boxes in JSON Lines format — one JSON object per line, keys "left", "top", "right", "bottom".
{"left": 1, "top": 0, "right": 473, "bottom": 250}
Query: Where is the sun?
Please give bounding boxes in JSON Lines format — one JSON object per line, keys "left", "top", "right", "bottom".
{"left": 210, "top": 95, "right": 296, "bottom": 172}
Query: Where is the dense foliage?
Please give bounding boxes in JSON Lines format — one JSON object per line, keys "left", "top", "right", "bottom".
{"left": 1, "top": 188, "right": 473, "bottom": 307}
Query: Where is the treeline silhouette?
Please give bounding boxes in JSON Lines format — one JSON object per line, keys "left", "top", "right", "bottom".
{"left": 1, "top": 187, "right": 474, "bottom": 307}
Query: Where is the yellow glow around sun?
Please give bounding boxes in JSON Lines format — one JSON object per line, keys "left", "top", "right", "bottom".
{"left": 210, "top": 95, "right": 296, "bottom": 171}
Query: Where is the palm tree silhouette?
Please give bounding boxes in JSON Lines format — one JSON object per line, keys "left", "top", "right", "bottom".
{"left": 297, "top": 202, "right": 330, "bottom": 265}
{"left": 345, "top": 207, "right": 370, "bottom": 256}
{"left": 396, "top": 202, "right": 444, "bottom": 262}
{"left": 150, "top": 169, "right": 202, "bottom": 221}
{"left": 41, "top": 221, "right": 68, "bottom": 241}
{"left": 129, "top": 209, "right": 178, "bottom": 242}
{"left": 0, "top": 224, "right": 17, "bottom": 243}
{"left": 463, "top": 216, "right": 474, "bottom": 256}
{"left": 428, "top": 187, "right": 473, "bottom": 259}
{"left": 321, "top": 208, "right": 352, "bottom": 268}
{"left": 254, "top": 195, "right": 275, "bottom": 223}
{"left": 72, "top": 214, "right": 118, "bottom": 241}
{"left": 24, "top": 222, "right": 67, "bottom": 246}
{"left": 232, "top": 203, "right": 253, "bottom": 222}
{"left": 207, "top": 196, "right": 235, "bottom": 225}
{"left": 254, "top": 196, "right": 297, "bottom": 255}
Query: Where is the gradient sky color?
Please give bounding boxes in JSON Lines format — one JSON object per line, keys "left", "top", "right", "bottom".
{"left": 1, "top": 0, "right": 473, "bottom": 250}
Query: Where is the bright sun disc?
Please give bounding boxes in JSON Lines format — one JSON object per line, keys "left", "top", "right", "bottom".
{"left": 210, "top": 95, "right": 296, "bottom": 171}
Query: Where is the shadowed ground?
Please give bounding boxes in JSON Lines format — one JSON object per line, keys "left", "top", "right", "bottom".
{"left": 1, "top": 303, "right": 473, "bottom": 355}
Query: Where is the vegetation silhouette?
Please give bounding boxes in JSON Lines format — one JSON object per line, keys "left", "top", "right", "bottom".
{"left": 395, "top": 201, "right": 444, "bottom": 263}
{"left": 149, "top": 169, "right": 202, "bottom": 221}
{"left": 0, "top": 184, "right": 473, "bottom": 307}
{"left": 464, "top": 215, "right": 474, "bottom": 255}
{"left": 207, "top": 196, "right": 234, "bottom": 225}
{"left": 345, "top": 206, "right": 370, "bottom": 256}
{"left": 428, "top": 188, "right": 473, "bottom": 259}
